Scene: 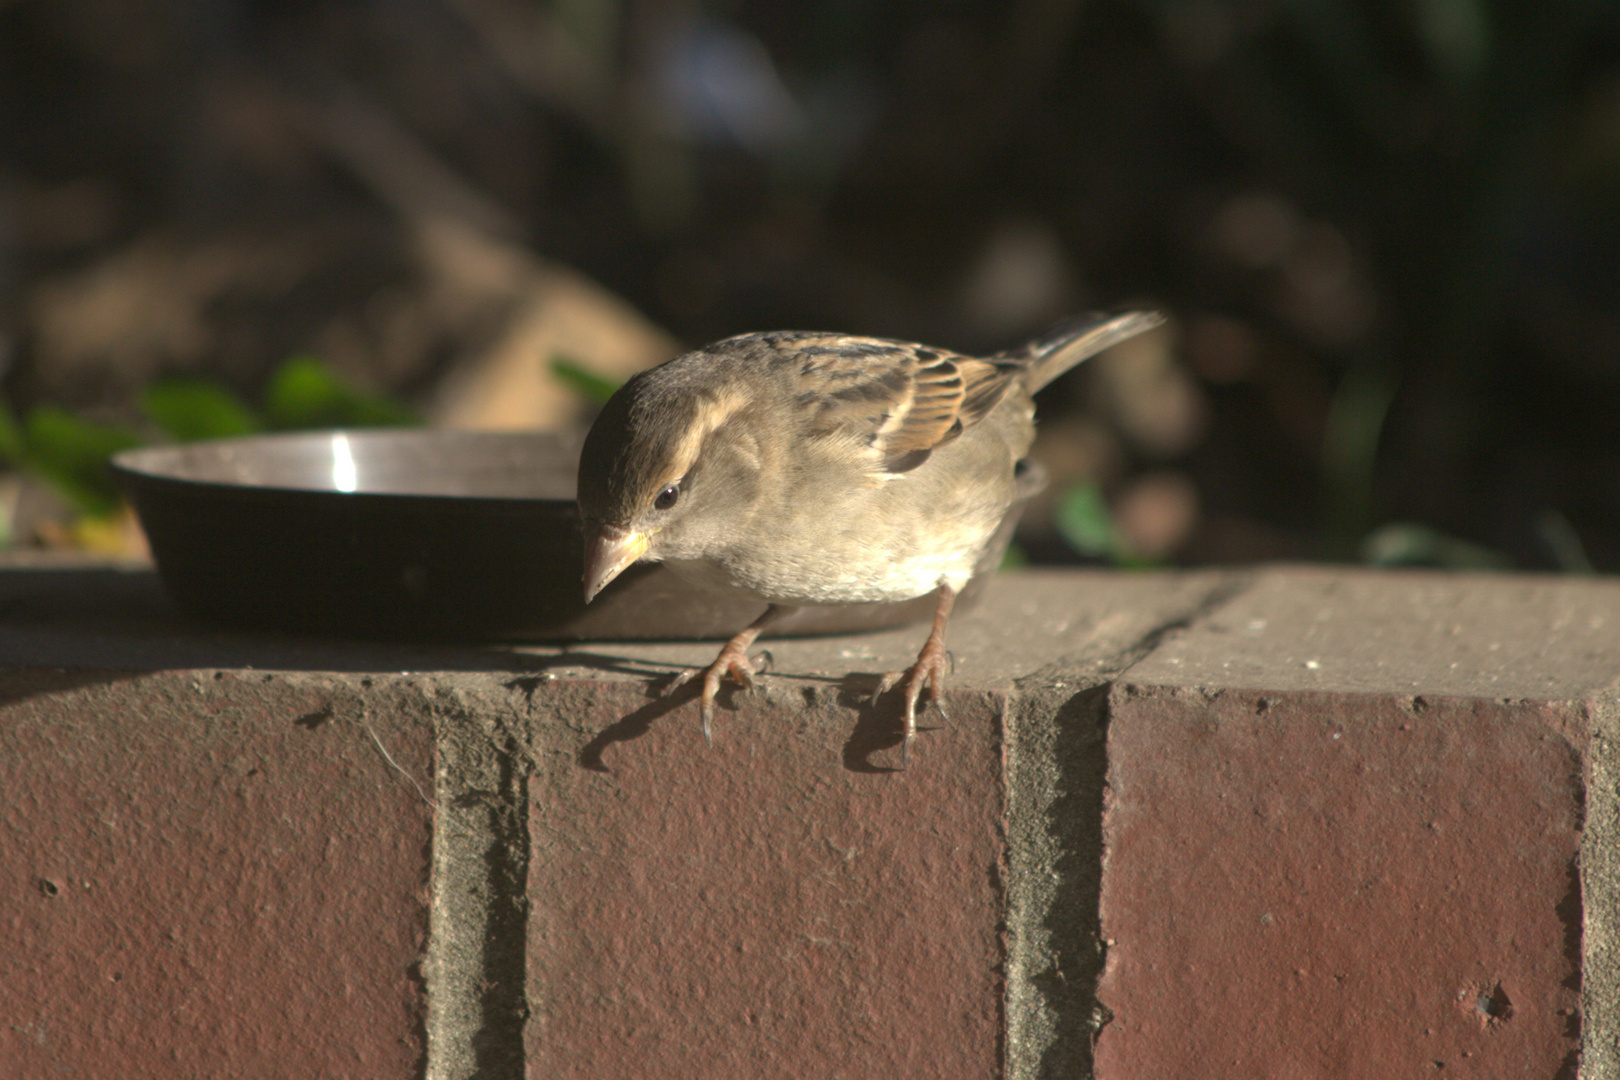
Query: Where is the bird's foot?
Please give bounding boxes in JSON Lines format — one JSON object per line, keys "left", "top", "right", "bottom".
{"left": 877, "top": 636, "right": 951, "bottom": 767}
{"left": 666, "top": 637, "right": 769, "bottom": 743}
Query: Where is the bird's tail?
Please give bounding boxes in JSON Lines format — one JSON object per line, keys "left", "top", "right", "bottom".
{"left": 1006, "top": 310, "right": 1166, "bottom": 393}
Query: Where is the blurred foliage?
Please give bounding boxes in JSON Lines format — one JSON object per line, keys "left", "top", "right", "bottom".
{"left": 0, "top": 0, "right": 1615, "bottom": 569}
{"left": 262, "top": 357, "right": 420, "bottom": 430}
{"left": 0, "top": 357, "right": 418, "bottom": 532}
{"left": 549, "top": 356, "right": 623, "bottom": 405}
{"left": 1053, "top": 481, "right": 1160, "bottom": 569}
{"left": 1, "top": 404, "right": 142, "bottom": 519}
{"left": 1361, "top": 522, "right": 1511, "bottom": 570}
{"left": 1055, "top": 482, "right": 1126, "bottom": 563}
{"left": 140, "top": 380, "right": 260, "bottom": 443}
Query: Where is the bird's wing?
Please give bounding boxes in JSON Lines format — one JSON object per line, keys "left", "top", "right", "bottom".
{"left": 762, "top": 332, "right": 1020, "bottom": 475}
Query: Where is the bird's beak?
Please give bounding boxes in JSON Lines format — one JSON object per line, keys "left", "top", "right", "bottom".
{"left": 582, "top": 524, "right": 650, "bottom": 603}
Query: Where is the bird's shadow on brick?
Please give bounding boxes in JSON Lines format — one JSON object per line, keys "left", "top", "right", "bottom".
{"left": 575, "top": 670, "right": 753, "bottom": 772}
{"left": 835, "top": 673, "right": 944, "bottom": 774}
{"left": 571, "top": 660, "right": 938, "bottom": 774}
{"left": 518, "top": 650, "right": 711, "bottom": 773}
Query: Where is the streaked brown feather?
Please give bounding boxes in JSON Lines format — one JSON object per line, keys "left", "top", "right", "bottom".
{"left": 779, "top": 336, "right": 1024, "bottom": 476}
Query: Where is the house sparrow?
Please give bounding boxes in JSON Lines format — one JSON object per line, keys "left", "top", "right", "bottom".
{"left": 577, "top": 311, "right": 1165, "bottom": 760}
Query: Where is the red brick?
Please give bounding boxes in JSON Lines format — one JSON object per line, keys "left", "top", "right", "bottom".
{"left": 1095, "top": 686, "right": 1583, "bottom": 1079}
{"left": 523, "top": 680, "right": 1008, "bottom": 1080}
{"left": 0, "top": 670, "right": 432, "bottom": 1080}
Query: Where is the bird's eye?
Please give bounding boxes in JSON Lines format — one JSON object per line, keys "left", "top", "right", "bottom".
{"left": 653, "top": 484, "right": 680, "bottom": 511}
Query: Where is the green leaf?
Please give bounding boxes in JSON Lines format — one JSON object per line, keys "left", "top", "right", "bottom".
{"left": 23, "top": 407, "right": 142, "bottom": 517}
{"left": 262, "top": 356, "right": 351, "bottom": 428}
{"left": 1360, "top": 522, "right": 1510, "bottom": 570}
{"left": 342, "top": 394, "right": 420, "bottom": 428}
{"left": 141, "top": 379, "right": 262, "bottom": 442}
{"left": 263, "top": 356, "right": 418, "bottom": 430}
{"left": 1054, "top": 481, "right": 1129, "bottom": 562}
{"left": 550, "top": 356, "right": 622, "bottom": 405}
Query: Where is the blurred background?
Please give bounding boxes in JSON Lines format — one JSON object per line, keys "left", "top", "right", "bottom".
{"left": 1, "top": 0, "right": 1616, "bottom": 571}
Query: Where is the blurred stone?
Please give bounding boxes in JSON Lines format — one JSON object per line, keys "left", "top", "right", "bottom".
{"left": 1184, "top": 512, "right": 1317, "bottom": 564}
{"left": 423, "top": 221, "right": 681, "bottom": 430}
{"left": 1259, "top": 346, "right": 1333, "bottom": 455}
{"left": 1160, "top": 0, "right": 1239, "bottom": 68}
{"left": 959, "top": 219, "right": 1078, "bottom": 339}
{"left": 653, "top": 17, "right": 805, "bottom": 154}
{"left": 203, "top": 73, "right": 321, "bottom": 180}
{"left": 27, "top": 232, "right": 313, "bottom": 397}
{"left": 655, "top": 248, "right": 728, "bottom": 323}
{"left": 1024, "top": 418, "right": 1125, "bottom": 544}
{"left": 32, "top": 0, "right": 177, "bottom": 71}
{"left": 1208, "top": 196, "right": 1376, "bottom": 349}
{"left": 11, "top": 177, "right": 119, "bottom": 251}
{"left": 1115, "top": 471, "right": 1199, "bottom": 560}
{"left": 1094, "top": 323, "right": 1209, "bottom": 460}
{"left": 1208, "top": 192, "right": 1301, "bottom": 270}
{"left": 1029, "top": 417, "right": 1124, "bottom": 488}
{"left": 1277, "top": 220, "right": 1376, "bottom": 347}
{"left": 1182, "top": 312, "right": 1259, "bottom": 383}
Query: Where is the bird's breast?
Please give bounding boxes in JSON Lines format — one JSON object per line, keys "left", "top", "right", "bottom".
{"left": 658, "top": 410, "right": 1027, "bottom": 607}
{"left": 662, "top": 493, "right": 1002, "bottom": 606}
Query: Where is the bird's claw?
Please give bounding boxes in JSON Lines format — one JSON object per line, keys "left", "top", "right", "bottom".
{"left": 876, "top": 640, "right": 951, "bottom": 767}
{"left": 666, "top": 647, "right": 768, "bottom": 743}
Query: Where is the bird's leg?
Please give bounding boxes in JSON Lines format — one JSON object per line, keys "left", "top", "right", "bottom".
{"left": 666, "top": 604, "right": 793, "bottom": 743}
{"left": 877, "top": 583, "right": 957, "bottom": 765}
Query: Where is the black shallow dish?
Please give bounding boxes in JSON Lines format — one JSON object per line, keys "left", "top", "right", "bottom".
{"left": 112, "top": 429, "right": 1039, "bottom": 642}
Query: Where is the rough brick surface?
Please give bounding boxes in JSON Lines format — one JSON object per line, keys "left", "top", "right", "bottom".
{"left": 0, "top": 669, "right": 433, "bottom": 1080}
{"left": 521, "top": 680, "right": 1008, "bottom": 1080}
{"left": 5, "top": 559, "right": 1617, "bottom": 1079}
{"left": 1095, "top": 687, "right": 1585, "bottom": 1079}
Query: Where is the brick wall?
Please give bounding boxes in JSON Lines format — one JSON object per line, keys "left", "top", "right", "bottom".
{"left": 2, "top": 561, "right": 1614, "bottom": 1079}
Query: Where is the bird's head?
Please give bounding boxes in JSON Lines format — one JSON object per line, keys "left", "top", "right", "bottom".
{"left": 575, "top": 358, "right": 764, "bottom": 602}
